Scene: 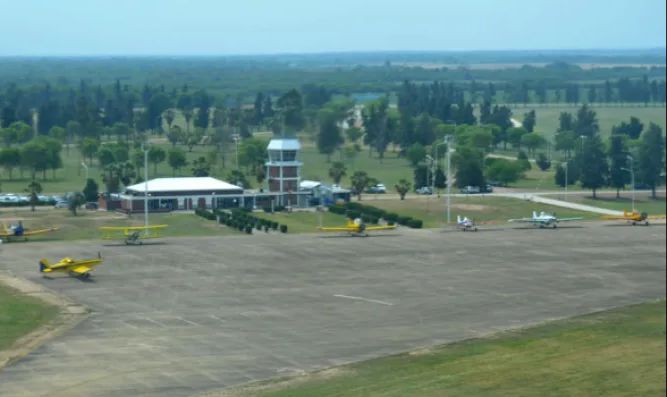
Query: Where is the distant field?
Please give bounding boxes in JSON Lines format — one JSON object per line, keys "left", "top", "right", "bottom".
{"left": 510, "top": 105, "right": 666, "bottom": 140}
{"left": 226, "top": 301, "right": 666, "bottom": 397}
{"left": 255, "top": 210, "right": 348, "bottom": 234}
{"left": 0, "top": 284, "right": 56, "bottom": 352}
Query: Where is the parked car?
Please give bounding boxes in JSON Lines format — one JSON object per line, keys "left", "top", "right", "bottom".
{"left": 366, "top": 183, "right": 387, "bottom": 194}
{"left": 54, "top": 200, "right": 69, "bottom": 208}
{"left": 460, "top": 186, "right": 481, "bottom": 194}
{"left": 415, "top": 186, "right": 433, "bottom": 195}
{"left": 85, "top": 202, "right": 99, "bottom": 210}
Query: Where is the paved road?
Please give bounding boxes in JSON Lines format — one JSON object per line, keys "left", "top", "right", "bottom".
{"left": 0, "top": 224, "right": 665, "bottom": 397}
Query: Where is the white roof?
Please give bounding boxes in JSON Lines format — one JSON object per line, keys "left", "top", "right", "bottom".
{"left": 126, "top": 177, "right": 242, "bottom": 193}
{"left": 267, "top": 139, "right": 301, "bottom": 151}
{"left": 299, "top": 180, "right": 321, "bottom": 189}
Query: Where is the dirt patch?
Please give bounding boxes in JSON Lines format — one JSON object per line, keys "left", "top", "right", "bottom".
{"left": 452, "top": 204, "right": 490, "bottom": 211}
{"left": 0, "top": 274, "right": 89, "bottom": 369}
{"left": 198, "top": 367, "right": 352, "bottom": 397}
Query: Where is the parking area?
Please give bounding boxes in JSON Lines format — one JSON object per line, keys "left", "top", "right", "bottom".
{"left": 0, "top": 223, "right": 665, "bottom": 397}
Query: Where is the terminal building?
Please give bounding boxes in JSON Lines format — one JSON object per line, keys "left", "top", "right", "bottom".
{"left": 101, "top": 138, "right": 342, "bottom": 212}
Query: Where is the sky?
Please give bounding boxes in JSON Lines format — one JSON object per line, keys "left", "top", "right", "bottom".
{"left": 0, "top": 0, "right": 664, "bottom": 56}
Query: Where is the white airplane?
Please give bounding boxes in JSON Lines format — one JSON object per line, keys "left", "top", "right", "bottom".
{"left": 508, "top": 211, "right": 582, "bottom": 229}
{"left": 456, "top": 215, "right": 478, "bottom": 232}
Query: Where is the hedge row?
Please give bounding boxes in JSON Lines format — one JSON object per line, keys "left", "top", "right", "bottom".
{"left": 193, "top": 208, "right": 289, "bottom": 234}
{"left": 328, "top": 202, "right": 423, "bottom": 229}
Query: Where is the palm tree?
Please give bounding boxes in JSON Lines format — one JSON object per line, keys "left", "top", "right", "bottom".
{"left": 395, "top": 179, "right": 411, "bottom": 200}
{"left": 328, "top": 161, "right": 347, "bottom": 185}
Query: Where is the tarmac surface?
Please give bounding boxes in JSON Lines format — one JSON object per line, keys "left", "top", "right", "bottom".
{"left": 0, "top": 222, "right": 665, "bottom": 397}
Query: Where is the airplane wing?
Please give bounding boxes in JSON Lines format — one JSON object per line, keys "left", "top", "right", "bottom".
{"left": 557, "top": 217, "right": 583, "bottom": 222}
{"left": 508, "top": 218, "right": 537, "bottom": 223}
{"left": 22, "top": 227, "right": 59, "bottom": 236}
{"left": 70, "top": 265, "right": 92, "bottom": 275}
{"left": 318, "top": 226, "right": 354, "bottom": 232}
{"left": 364, "top": 225, "right": 397, "bottom": 231}
{"left": 99, "top": 225, "right": 168, "bottom": 231}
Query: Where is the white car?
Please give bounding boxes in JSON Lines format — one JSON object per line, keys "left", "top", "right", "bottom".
{"left": 54, "top": 200, "right": 69, "bottom": 209}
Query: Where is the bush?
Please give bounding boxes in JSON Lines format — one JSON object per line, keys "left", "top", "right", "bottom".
{"left": 245, "top": 226, "right": 253, "bottom": 234}
{"left": 346, "top": 210, "right": 361, "bottom": 220}
{"left": 407, "top": 219, "right": 423, "bottom": 229}
{"left": 397, "top": 216, "right": 412, "bottom": 225}
{"left": 264, "top": 225, "right": 270, "bottom": 233}
{"left": 385, "top": 212, "right": 399, "bottom": 223}
{"left": 279, "top": 224, "right": 288, "bottom": 233}
{"left": 271, "top": 222, "right": 278, "bottom": 230}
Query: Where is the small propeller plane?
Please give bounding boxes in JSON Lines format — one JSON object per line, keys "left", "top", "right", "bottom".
{"left": 456, "top": 215, "right": 478, "bottom": 232}
{"left": 318, "top": 218, "right": 396, "bottom": 237}
{"left": 99, "top": 225, "right": 168, "bottom": 245}
{"left": 0, "top": 221, "right": 58, "bottom": 242}
{"left": 508, "top": 211, "right": 582, "bottom": 229}
{"left": 39, "top": 253, "right": 103, "bottom": 279}
{"left": 601, "top": 209, "right": 650, "bottom": 226}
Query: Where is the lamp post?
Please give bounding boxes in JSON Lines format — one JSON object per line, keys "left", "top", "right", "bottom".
{"left": 142, "top": 144, "right": 149, "bottom": 234}
{"left": 232, "top": 134, "right": 240, "bottom": 169}
{"left": 622, "top": 154, "right": 635, "bottom": 212}
{"left": 433, "top": 141, "right": 447, "bottom": 196}
{"left": 444, "top": 136, "right": 454, "bottom": 224}
{"left": 81, "top": 162, "right": 88, "bottom": 180}
{"left": 425, "top": 154, "right": 435, "bottom": 194}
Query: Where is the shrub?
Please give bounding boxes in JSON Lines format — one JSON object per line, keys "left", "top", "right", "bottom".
{"left": 346, "top": 210, "right": 361, "bottom": 220}
{"left": 408, "top": 219, "right": 423, "bottom": 229}
{"left": 385, "top": 212, "right": 399, "bottom": 223}
{"left": 245, "top": 226, "right": 253, "bottom": 234}
{"left": 271, "top": 222, "right": 279, "bottom": 230}
{"left": 279, "top": 224, "right": 288, "bottom": 233}
{"left": 264, "top": 225, "right": 270, "bottom": 233}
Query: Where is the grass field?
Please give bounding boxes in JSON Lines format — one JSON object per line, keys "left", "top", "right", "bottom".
{"left": 510, "top": 104, "right": 666, "bottom": 141}
{"left": 226, "top": 300, "right": 667, "bottom": 397}
{"left": 255, "top": 210, "right": 348, "bottom": 234}
{"left": 364, "top": 195, "right": 596, "bottom": 228}
{"left": 0, "top": 209, "right": 239, "bottom": 241}
{"left": 0, "top": 284, "right": 57, "bottom": 351}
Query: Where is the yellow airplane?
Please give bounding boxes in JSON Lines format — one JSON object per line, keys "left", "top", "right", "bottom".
{"left": 0, "top": 221, "right": 58, "bottom": 242}
{"left": 98, "top": 225, "right": 168, "bottom": 245}
{"left": 318, "top": 218, "right": 396, "bottom": 237}
{"left": 39, "top": 253, "right": 103, "bottom": 279}
{"left": 602, "top": 209, "right": 650, "bottom": 226}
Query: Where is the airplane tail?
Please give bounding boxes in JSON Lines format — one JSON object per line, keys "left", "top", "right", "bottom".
{"left": 457, "top": 215, "right": 462, "bottom": 223}
{"left": 533, "top": 211, "right": 538, "bottom": 219}
{"left": 39, "top": 259, "right": 49, "bottom": 273}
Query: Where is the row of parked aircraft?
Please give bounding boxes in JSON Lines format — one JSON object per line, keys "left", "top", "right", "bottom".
{"left": 317, "top": 209, "right": 652, "bottom": 237}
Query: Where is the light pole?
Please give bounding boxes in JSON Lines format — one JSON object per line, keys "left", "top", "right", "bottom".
{"left": 622, "top": 154, "right": 635, "bottom": 212}
{"left": 433, "top": 141, "right": 447, "bottom": 196}
{"left": 444, "top": 136, "right": 454, "bottom": 224}
{"left": 425, "top": 154, "right": 435, "bottom": 194}
{"left": 142, "top": 144, "right": 149, "bottom": 235}
{"left": 232, "top": 134, "right": 240, "bottom": 169}
{"left": 81, "top": 162, "right": 88, "bottom": 180}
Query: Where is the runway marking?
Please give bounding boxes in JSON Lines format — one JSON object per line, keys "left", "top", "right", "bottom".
{"left": 178, "top": 317, "right": 200, "bottom": 326}
{"left": 334, "top": 294, "right": 393, "bottom": 306}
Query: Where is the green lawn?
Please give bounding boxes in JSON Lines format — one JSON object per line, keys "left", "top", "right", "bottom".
{"left": 366, "top": 196, "right": 596, "bottom": 228}
{"left": 510, "top": 105, "right": 666, "bottom": 141}
{"left": 0, "top": 209, "right": 239, "bottom": 242}
{"left": 255, "top": 210, "right": 349, "bottom": 234}
{"left": 0, "top": 284, "right": 57, "bottom": 351}
{"left": 225, "top": 301, "right": 666, "bottom": 397}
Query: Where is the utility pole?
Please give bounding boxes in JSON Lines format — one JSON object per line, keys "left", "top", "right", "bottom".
{"left": 445, "top": 136, "right": 453, "bottom": 224}
{"left": 142, "top": 144, "right": 149, "bottom": 235}
{"left": 624, "top": 154, "right": 635, "bottom": 212}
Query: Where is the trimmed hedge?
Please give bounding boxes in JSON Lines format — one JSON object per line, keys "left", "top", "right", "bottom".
{"left": 327, "top": 202, "right": 423, "bottom": 229}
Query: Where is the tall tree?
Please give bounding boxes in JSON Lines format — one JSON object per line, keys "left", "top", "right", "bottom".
{"left": 0, "top": 147, "right": 20, "bottom": 179}
{"left": 82, "top": 178, "right": 99, "bottom": 202}
{"left": 148, "top": 146, "right": 166, "bottom": 175}
{"left": 167, "top": 148, "right": 187, "bottom": 176}
{"left": 522, "top": 110, "right": 536, "bottom": 132}
{"left": 578, "top": 134, "right": 608, "bottom": 198}
{"left": 574, "top": 104, "right": 599, "bottom": 137}
{"left": 25, "top": 180, "right": 42, "bottom": 212}
{"left": 316, "top": 110, "right": 343, "bottom": 161}
{"left": 453, "top": 147, "right": 485, "bottom": 188}
{"left": 394, "top": 179, "right": 411, "bottom": 200}
{"left": 350, "top": 171, "right": 371, "bottom": 201}
{"left": 608, "top": 134, "right": 629, "bottom": 198}
{"left": 328, "top": 161, "right": 347, "bottom": 184}
{"left": 637, "top": 123, "right": 666, "bottom": 199}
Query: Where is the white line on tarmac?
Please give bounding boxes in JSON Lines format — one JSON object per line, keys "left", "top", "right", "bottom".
{"left": 334, "top": 294, "right": 394, "bottom": 306}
